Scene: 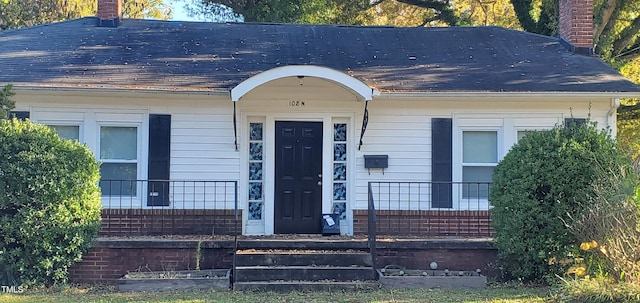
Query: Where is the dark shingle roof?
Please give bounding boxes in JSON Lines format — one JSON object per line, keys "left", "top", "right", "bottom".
{"left": 1, "top": 17, "right": 638, "bottom": 94}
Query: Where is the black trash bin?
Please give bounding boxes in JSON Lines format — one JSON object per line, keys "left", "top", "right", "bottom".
{"left": 321, "top": 213, "right": 340, "bottom": 235}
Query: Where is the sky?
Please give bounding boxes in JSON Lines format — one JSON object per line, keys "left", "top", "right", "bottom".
{"left": 170, "top": 1, "right": 199, "bottom": 21}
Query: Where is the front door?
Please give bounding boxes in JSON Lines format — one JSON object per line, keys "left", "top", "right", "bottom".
{"left": 274, "top": 121, "right": 323, "bottom": 234}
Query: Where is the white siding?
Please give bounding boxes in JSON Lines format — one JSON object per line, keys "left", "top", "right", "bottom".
{"left": 13, "top": 86, "right": 617, "bottom": 233}
{"left": 171, "top": 112, "right": 239, "bottom": 181}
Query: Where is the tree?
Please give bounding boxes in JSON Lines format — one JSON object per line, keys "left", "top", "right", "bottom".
{"left": 508, "top": 0, "right": 640, "bottom": 70}
{"left": 452, "top": 0, "right": 521, "bottom": 28}
{"left": 188, "top": 0, "right": 459, "bottom": 25}
{"left": 0, "top": 0, "right": 172, "bottom": 30}
{"left": 0, "top": 84, "right": 15, "bottom": 120}
{"left": 124, "top": 0, "right": 172, "bottom": 19}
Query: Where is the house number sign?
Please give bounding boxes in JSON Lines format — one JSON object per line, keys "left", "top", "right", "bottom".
{"left": 289, "top": 100, "right": 305, "bottom": 107}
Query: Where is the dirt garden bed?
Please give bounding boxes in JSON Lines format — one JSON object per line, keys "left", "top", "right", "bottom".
{"left": 118, "top": 269, "right": 230, "bottom": 292}
{"left": 377, "top": 266, "right": 486, "bottom": 289}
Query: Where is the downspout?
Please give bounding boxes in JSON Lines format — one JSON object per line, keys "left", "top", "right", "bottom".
{"left": 607, "top": 98, "right": 620, "bottom": 138}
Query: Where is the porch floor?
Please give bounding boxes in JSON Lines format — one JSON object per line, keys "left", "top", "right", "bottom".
{"left": 95, "top": 235, "right": 494, "bottom": 250}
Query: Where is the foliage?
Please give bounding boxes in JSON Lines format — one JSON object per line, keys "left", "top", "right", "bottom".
{"left": 0, "top": 0, "right": 171, "bottom": 30}
{"left": 124, "top": 0, "right": 172, "bottom": 19}
{"left": 564, "top": 157, "right": 640, "bottom": 284}
{"left": 509, "top": 0, "right": 640, "bottom": 62}
{"left": 186, "top": 0, "right": 371, "bottom": 24}
{"left": 0, "top": 119, "right": 102, "bottom": 286}
{"left": 452, "top": 0, "right": 520, "bottom": 28}
{"left": 618, "top": 99, "right": 640, "bottom": 161}
{"left": 188, "top": 0, "right": 459, "bottom": 25}
{"left": 508, "top": 0, "right": 557, "bottom": 35}
{"left": 0, "top": 84, "right": 15, "bottom": 120}
{"left": 490, "top": 122, "right": 627, "bottom": 283}
{"left": 559, "top": 276, "right": 640, "bottom": 303}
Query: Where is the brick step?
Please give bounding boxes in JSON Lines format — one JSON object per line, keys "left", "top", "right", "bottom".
{"left": 235, "top": 251, "right": 372, "bottom": 267}
{"left": 234, "top": 266, "right": 376, "bottom": 282}
{"left": 233, "top": 280, "right": 380, "bottom": 291}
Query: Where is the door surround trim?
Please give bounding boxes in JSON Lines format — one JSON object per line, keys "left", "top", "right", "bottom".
{"left": 241, "top": 112, "right": 355, "bottom": 235}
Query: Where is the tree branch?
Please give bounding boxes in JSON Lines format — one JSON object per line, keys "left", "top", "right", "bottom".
{"left": 395, "top": 0, "right": 458, "bottom": 25}
{"left": 594, "top": 0, "right": 616, "bottom": 43}
{"left": 612, "top": 15, "right": 640, "bottom": 57}
{"left": 510, "top": 0, "right": 537, "bottom": 32}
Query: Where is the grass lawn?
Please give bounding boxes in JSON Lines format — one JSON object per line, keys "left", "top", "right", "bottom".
{"left": 0, "top": 285, "right": 553, "bottom": 303}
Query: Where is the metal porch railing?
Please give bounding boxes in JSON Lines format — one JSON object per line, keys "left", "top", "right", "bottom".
{"left": 367, "top": 181, "right": 493, "bottom": 275}
{"left": 99, "top": 180, "right": 239, "bottom": 237}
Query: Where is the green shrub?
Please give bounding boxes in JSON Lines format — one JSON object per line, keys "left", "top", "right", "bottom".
{"left": 490, "top": 122, "right": 629, "bottom": 283}
{"left": 0, "top": 119, "right": 101, "bottom": 286}
{"left": 0, "top": 84, "right": 15, "bottom": 119}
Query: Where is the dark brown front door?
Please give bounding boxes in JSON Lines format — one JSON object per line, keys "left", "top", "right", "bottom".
{"left": 274, "top": 121, "right": 323, "bottom": 234}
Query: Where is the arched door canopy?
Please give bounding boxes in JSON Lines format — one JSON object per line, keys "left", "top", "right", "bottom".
{"left": 230, "top": 65, "right": 379, "bottom": 102}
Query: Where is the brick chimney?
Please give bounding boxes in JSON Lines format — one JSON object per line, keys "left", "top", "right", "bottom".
{"left": 559, "top": 0, "right": 593, "bottom": 55}
{"left": 96, "top": 0, "right": 121, "bottom": 27}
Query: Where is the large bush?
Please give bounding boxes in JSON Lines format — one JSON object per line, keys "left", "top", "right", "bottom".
{"left": 0, "top": 119, "right": 101, "bottom": 286}
{"left": 490, "top": 122, "right": 629, "bottom": 282}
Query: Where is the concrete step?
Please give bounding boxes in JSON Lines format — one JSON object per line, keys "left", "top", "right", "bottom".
{"left": 235, "top": 251, "right": 372, "bottom": 267}
{"left": 234, "top": 266, "right": 376, "bottom": 282}
{"left": 233, "top": 280, "right": 380, "bottom": 291}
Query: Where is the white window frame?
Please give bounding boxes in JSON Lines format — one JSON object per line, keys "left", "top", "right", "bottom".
{"left": 93, "top": 111, "right": 148, "bottom": 209}
{"left": 452, "top": 115, "right": 562, "bottom": 210}
{"left": 97, "top": 123, "right": 144, "bottom": 200}
{"left": 244, "top": 116, "right": 267, "bottom": 235}
{"left": 460, "top": 129, "right": 499, "bottom": 205}
{"left": 453, "top": 118, "right": 503, "bottom": 211}
{"left": 41, "top": 121, "right": 84, "bottom": 142}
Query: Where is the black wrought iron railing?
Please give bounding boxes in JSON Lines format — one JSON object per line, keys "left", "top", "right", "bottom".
{"left": 366, "top": 181, "right": 492, "bottom": 237}
{"left": 366, "top": 181, "right": 493, "bottom": 274}
{"left": 99, "top": 180, "right": 239, "bottom": 237}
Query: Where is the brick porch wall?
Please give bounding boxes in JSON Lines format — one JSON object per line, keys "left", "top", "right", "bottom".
{"left": 69, "top": 239, "right": 235, "bottom": 284}
{"left": 375, "top": 243, "right": 497, "bottom": 274}
{"left": 353, "top": 210, "right": 493, "bottom": 237}
{"left": 69, "top": 238, "right": 497, "bottom": 284}
{"left": 99, "top": 209, "right": 241, "bottom": 236}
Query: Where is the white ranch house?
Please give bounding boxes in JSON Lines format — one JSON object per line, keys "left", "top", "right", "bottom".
{"left": 2, "top": 0, "right": 640, "bottom": 237}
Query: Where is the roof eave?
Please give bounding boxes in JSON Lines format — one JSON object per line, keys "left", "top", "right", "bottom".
{"left": 9, "top": 85, "right": 231, "bottom": 98}
{"left": 375, "top": 91, "right": 640, "bottom": 100}
{"left": 8, "top": 85, "right": 640, "bottom": 100}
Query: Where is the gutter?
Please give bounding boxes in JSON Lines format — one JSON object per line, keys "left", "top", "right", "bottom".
{"left": 376, "top": 91, "right": 640, "bottom": 100}
{"left": 607, "top": 98, "right": 621, "bottom": 137}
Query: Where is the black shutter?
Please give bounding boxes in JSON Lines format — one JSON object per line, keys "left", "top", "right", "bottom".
{"left": 9, "top": 111, "right": 29, "bottom": 120}
{"left": 147, "top": 114, "right": 171, "bottom": 206}
{"left": 431, "top": 118, "right": 452, "bottom": 208}
{"left": 564, "top": 118, "right": 587, "bottom": 128}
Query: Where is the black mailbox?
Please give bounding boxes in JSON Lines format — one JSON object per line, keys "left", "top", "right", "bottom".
{"left": 364, "top": 155, "right": 388, "bottom": 169}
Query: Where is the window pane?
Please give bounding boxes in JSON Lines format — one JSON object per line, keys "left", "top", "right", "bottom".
{"left": 99, "top": 163, "right": 137, "bottom": 196}
{"left": 517, "top": 130, "right": 533, "bottom": 142}
{"left": 463, "top": 166, "right": 494, "bottom": 199}
{"left": 50, "top": 125, "right": 79, "bottom": 141}
{"left": 463, "top": 131, "right": 497, "bottom": 163}
{"left": 250, "top": 123, "right": 263, "bottom": 141}
{"left": 100, "top": 127, "right": 137, "bottom": 160}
